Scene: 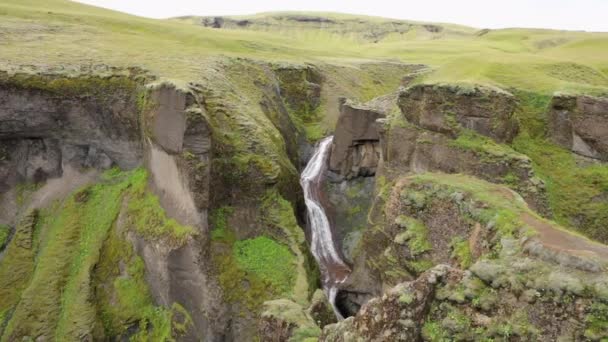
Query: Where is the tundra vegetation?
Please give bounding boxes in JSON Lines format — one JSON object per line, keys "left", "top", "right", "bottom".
{"left": 0, "top": 0, "right": 607, "bottom": 341}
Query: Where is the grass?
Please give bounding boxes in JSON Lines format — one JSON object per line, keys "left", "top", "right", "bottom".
{"left": 584, "top": 302, "right": 608, "bottom": 340}
{"left": 0, "top": 168, "right": 196, "bottom": 341}
{"left": 210, "top": 190, "right": 314, "bottom": 311}
{"left": 450, "top": 237, "right": 473, "bottom": 269}
{"left": 394, "top": 216, "right": 432, "bottom": 257}
{"left": 210, "top": 206, "right": 235, "bottom": 242}
{"left": 1, "top": 1, "right": 607, "bottom": 97}
{"left": 126, "top": 169, "right": 197, "bottom": 247}
{"left": 513, "top": 136, "right": 608, "bottom": 242}
{"left": 233, "top": 237, "right": 296, "bottom": 295}
{"left": 0, "top": 211, "right": 42, "bottom": 337}
{"left": 0, "top": 225, "right": 9, "bottom": 249}
{"left": 450, "top": 129, "right": 526, "bottom": 163}
{"left": 407, "top": 173, "right": 552, "bottom": 243}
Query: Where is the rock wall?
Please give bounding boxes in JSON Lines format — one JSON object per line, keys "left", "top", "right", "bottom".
{"left": 0, "top": 76, "right": 143, "bottom": 197}
{"left": 380, "top": 84, "right": 550, "bottom": 215}
{"left": 548, "top": 94, "right": 608, "bottom": 161}
{"left": 398, "top": 84, "right": 519, "bottom": 143}
{"left": 329, "top": 99, "right": 385, "bottom": 179}
{"left": 0, "top": 75, "right": 143, "bottom": 170}
{"left": 322, "top": 174, "right": 608, "bottom": 341}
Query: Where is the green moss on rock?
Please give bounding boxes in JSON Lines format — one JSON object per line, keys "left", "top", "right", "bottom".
{"left": 0, "top": 169, "right": 195, "bottom": 341}
{"left": 234, "top": 236, "right": 296, "bottom": 296}
{"left": 0, "top": 225, "right": 9, "bottom": 250}
{"left": 126, "top": 169, "right": 197, "bottom": 247}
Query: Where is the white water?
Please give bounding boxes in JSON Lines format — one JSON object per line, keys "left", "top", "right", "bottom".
{"left": 300, "top": 136, "right": 351, "bottom": 318}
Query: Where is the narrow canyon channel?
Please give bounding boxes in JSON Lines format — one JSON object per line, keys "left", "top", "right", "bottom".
{"left": 300, "top": 136, "right": 352, "bottom": 319}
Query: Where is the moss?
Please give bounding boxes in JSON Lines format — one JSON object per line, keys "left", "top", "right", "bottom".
{"left": 450, "top": 237, "right": 472, "bottom": 269}
{"left": 394, "top": 216, "right": 432, "bottom": 256}
{"left": 470, "top": 286, "right": 498, "bottom": 312}
{"left": 584, "top": 302, "right": 608, "bottom": 340}
{"left": 4, "top": 74, "right": 139, "bottom": 100}
{"left": 210, "top": 206, "right": 236, "bottom": 242}
{"left": 211, "top": 189, "right": 313, "bottom": 314}
{"left": 483, "top": 310, "right": 539, "bottom": 340}
{"left": 450, "top": 129, "right": 524, "bottom": 163}
{"left": 233, "top": 236, "right": 296, "bottom": 296}
{"left": 0, "top": 225, "right": 9, "bottom": 250}
{"left": 2, "top": 169, "right": 133, "bottom": 340}
{"left": 0, "top": 211, "right": 42, "bottom": 338}
{"left": 15, "top": 182, "right": 41, "bottom": 207}
{"left": 261, "top": 299, "right": 320, "bottom": 341}
{"left": 125, "top": 169, "right": 197, "bottom": 247}
{"left": 400, "top": 189, "right": 427, "bottom": 210}
{"left": 399, "top": 293, "right": 414, "bottom": 304}
{"left": 405, "top": 259, "right": 434, "bottom": 274}
{"left": 303, "top": 123, "right": 325, "bottom": 142}
{"left": 512, "top": 90, "right": 552, "bottom": 138}
{"left": 513, "top": 135, "right": 608, "bottom": 242}
{"left": 442, "top": 305, "right": 471, "bottom": 333}
{"left": 290, "top": 326, "right": 322, "bottom": 342}
{"left": 1, "top": 169, "right": 192, "bottom": 341}
{"left": 261, "top": 189, "right": 316, "bottom": 304}
{"left": 422, "top": 321, "right": 450, "bottom": 342}
{"left": 93, "top": 220, "right": 187, "bottom": 341}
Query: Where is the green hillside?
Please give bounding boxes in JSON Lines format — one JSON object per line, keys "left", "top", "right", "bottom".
{"left": 1, "top": 0, "right": 607, "bottom": 95}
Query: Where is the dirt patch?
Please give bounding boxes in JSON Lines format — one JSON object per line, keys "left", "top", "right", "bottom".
{"left": 148, "top": 143, "right": 201, "bottom": 227}
{"left": 522, "top": 213, "right": 608, "bottom": 261}
{"left": 28, "top": 166, "right": 99, "bottom": 211}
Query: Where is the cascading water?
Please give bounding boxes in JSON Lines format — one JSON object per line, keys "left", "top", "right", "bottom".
{"left": 300, "top": 136, "right": 351, "bottom": 319}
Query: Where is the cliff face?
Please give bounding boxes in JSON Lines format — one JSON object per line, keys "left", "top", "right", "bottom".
{"left": 311, "top": 83, "right": 608, "bottom": 341}
{"left": 548, "top": 94, "right": 608, "bottom": 162}
{"left": 0, "top": 58, "right": 415, "bottom": 341}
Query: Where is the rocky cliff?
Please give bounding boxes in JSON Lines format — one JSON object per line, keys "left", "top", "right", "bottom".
{"left": 307, "top": 83, "right": 608, "bottom": 341}
{"left": 1, "top": 3, "right": 608, "bottom": 341}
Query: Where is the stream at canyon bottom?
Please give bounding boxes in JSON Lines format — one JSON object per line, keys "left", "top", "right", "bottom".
{"left": 300, "top": 136, "right": 351, "bottom": 319}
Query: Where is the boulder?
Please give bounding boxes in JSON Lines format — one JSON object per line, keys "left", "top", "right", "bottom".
{"left": 548, "top": 94, "right": 608, "bottom": 161}
{"left": 308, "top": 289, "right": 337, "bottom": 328}
{"left": 258, "top": 299, "right": 321, "bottom": 341}
{"left": 329, "top": 99, "right": 385, "bottom": 179}
{"left": 398, "top": 84, "right": 518, "bottom": 143}
{"left": 320, "top": 265, "right": 453, "bottom": 342}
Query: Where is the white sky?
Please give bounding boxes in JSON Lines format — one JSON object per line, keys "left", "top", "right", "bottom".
{"left": 74, "top": 0, "right": 608, "bottom": 32}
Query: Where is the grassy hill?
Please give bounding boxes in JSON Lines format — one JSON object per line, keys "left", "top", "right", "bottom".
{"left": 1, "top": 0, "right": 607, "bottom": 95}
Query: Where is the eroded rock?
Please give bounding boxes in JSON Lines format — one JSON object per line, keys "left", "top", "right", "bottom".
{"left": 398, "top": 84, "right": 518, "bottom": 143}
{"left": 548, "top": 94, "right": 608, "bottom": 161}
{"left": 329, "top": 99, "right": 385, "bottom": 179}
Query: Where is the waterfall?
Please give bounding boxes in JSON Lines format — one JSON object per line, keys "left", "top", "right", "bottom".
{"left": 300, "top": 136, "right": 351, "bottom": 318}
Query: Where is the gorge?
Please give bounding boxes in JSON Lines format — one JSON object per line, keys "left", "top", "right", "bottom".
{"left": 300, "top": 136, "right": 351, "bottom": 319}
{"left": 0, "top": 2, "right": 608, "bottom": 341}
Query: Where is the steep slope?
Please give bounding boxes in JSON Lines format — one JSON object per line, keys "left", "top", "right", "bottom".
{"left": 0, "top": 1, "right": 607, "bottom": 341}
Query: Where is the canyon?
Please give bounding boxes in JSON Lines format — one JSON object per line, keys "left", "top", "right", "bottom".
{"left": 0, "top": 1, "right": 608, "bottom": 341}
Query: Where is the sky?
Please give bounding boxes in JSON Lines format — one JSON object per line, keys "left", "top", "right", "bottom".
{"left": 74, "top": 0, "right": 608, "bottom": 32}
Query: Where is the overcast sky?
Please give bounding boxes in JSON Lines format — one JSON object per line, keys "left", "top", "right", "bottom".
{"left": 74, "top": 0, "right": 608, "bottom": 32}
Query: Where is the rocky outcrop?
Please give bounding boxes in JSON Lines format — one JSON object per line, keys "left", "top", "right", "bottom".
{"left": 258, "top": 299, "right": 321, "bottom": 341}
{"left": 548, "top": 94, "right": 608, "bottom": 161}
{"left": 329, "top": 99, "right": 385, "bottom": 179}
{"left": 308, "top": 289, "right": 337, "bottom": 328}
{"left": 273, "top": 64, "right": 323, "bottom": 118}
{"left": 377, "top": 122, "right": 550, "bottom": 215}
{"left": 378, "top": 84, "right": 549, "bottom": 215}
{"left": 0, "top": 75, "right": 143, "bottom": 197}
{"left": 322, "top": 265, "right": 452, "bottom": 342}
{"left": 0, "top": 75, "right": 143, "bottom": 171}
{"left": 398, "top": 84, "right": 518, "bottom": 143}
{"left": 322, "top": 173, "right": 608, "bottom": 341}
